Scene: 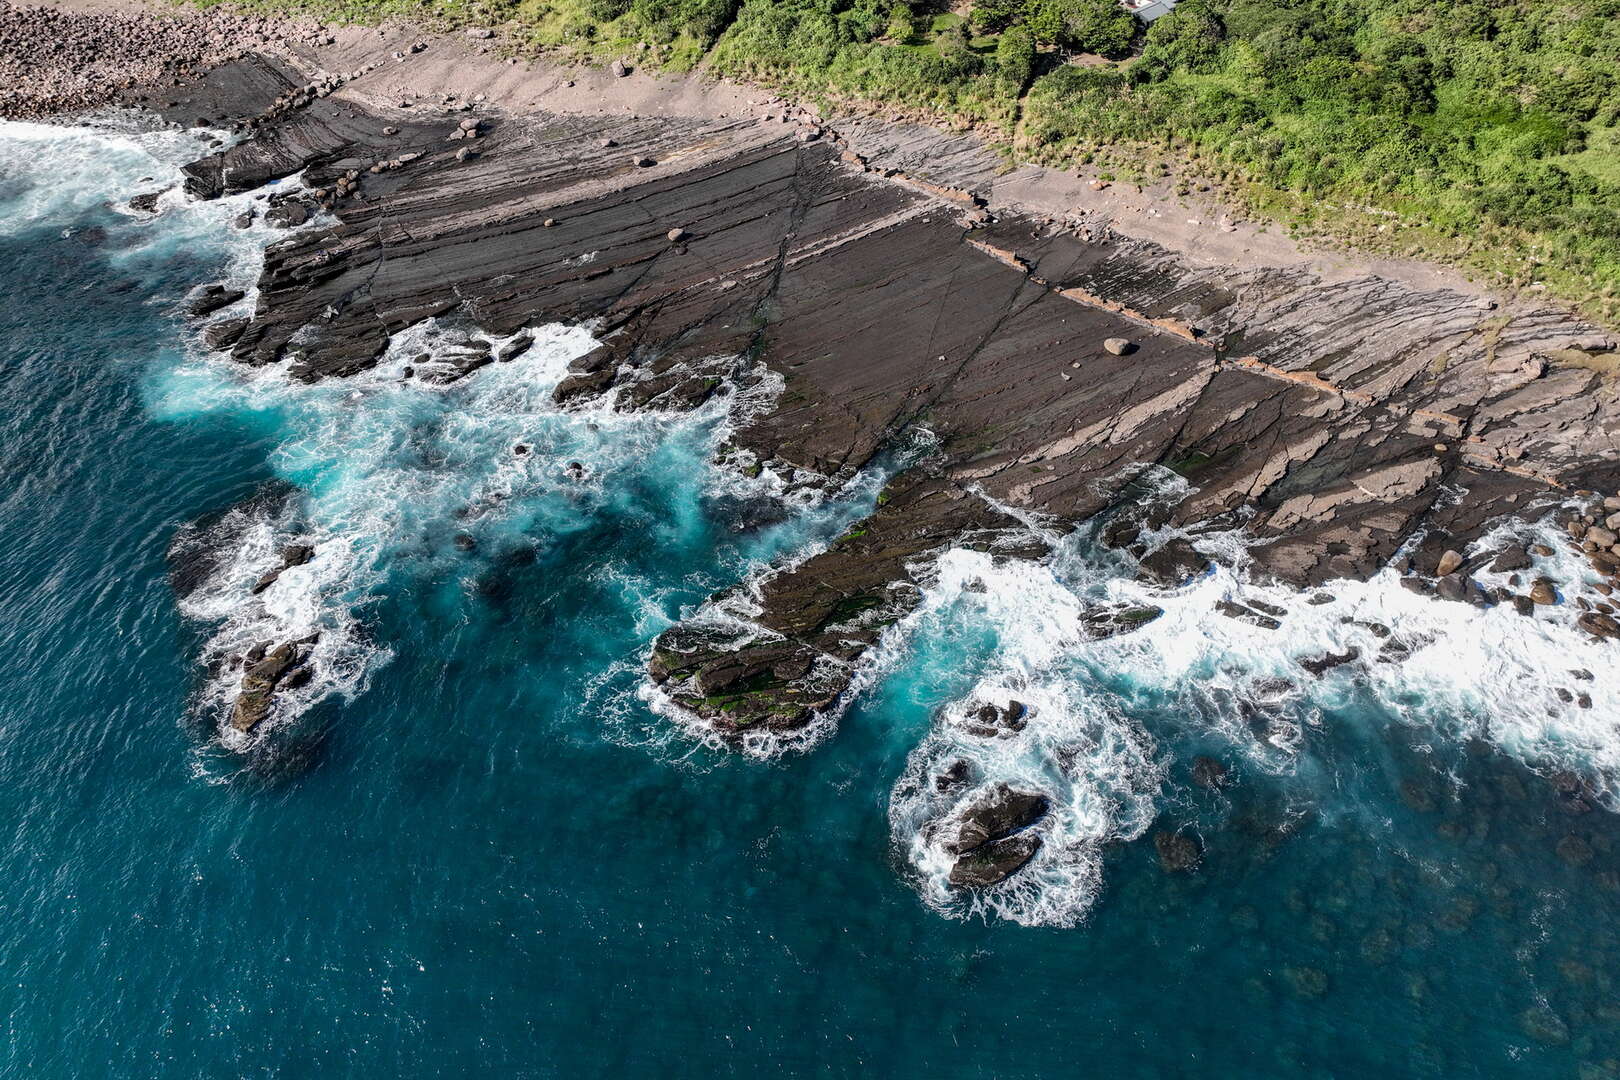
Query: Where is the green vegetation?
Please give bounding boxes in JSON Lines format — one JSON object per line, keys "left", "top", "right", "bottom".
{"left": 1019, "top": 0, "right": 1620, "bottom": 321}
{"left": 195, "top": 0, "right": 1620, "bottom": 324}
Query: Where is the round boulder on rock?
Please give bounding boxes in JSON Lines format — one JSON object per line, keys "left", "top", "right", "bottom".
{"left": 1103, "top": 337, "right": 1135, "bottom": 356}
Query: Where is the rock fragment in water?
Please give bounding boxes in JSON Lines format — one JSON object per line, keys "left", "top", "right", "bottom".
{"left": 958, "top": 700, "right": 1027, "bottom": 739}
{"left": 933, "top": 757, "right": 974, "bottom": 793}
{"left": 1490, "top": 544, "right": 1532, "bottom": 573}
{"left": 202, "top": 316, "right": 249, "bottom": 350}
{"left": 943, "top": 783, "right": 1048, "bottom": 856}
{"left": 1530, "top": 579, "right": 1558, "bottom": 605}
{"left": 249, "top": 541, "right": 316, "bottom": 594}
{"left": 185, "top": 283, "right": 245, "bottom": 318}
{"left": 1137, "top": 539, "right": 1210, "bottom": 586}
{"left": 1578, "top": 611, "right": 1620, "bottom": 639}
{"left": 497, "top": 334, "right": 533, "bottom": 362}
{"left": 127, "top": 190, "right": 162, "bottom": 213}
{"left": 1081, "top": 604, "right": 1163, "bottom": 639}
{"left": 1435, "top": 549, "right": 1464, "bottom": 577}
{"left": 264, "top": 201, "right": 308, "bottom": 228}
{"left": 1215, "top": 598, "right": 1281, "bottom": 630}
{"left": 1298, "top": 646, "right": 1359, "bottom": 676}
{"left": 948, "top": 834, "right": 1040, "bottom": 888}
{"left": 231, "top": 641, "right": 307, "bottom": 733}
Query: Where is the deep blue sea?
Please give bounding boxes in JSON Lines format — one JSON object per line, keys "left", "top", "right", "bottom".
{"left": 5, "top": 116, "right": 1620, "bottom": 1079}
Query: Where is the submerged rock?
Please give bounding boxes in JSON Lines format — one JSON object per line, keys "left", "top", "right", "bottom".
{"left": 1190, "top": 755, "right": 1228, "bottom": 790}
{"left": 1153, "top": 830, "right": 1202, "bottom": 873}
{"left": 1520, "top": 1004, "right": 1571, "bottom": 1045}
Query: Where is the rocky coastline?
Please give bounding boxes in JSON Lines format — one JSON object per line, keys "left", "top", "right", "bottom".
{"left": 9, "top": 1, "right": 1620, "bottom": 890}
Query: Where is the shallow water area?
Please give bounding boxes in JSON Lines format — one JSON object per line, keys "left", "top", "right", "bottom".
{"left": 6, "top": 118, "right": 1620, "bottom": 1079}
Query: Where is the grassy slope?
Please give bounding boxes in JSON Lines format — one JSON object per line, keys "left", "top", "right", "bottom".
{"left": 192, "top": 0, "right": 1620, "bottom": 327}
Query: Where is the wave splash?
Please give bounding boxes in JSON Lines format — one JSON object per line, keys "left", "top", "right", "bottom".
{"left": 889, "top": 470, "right": 1620, "bottom": 926}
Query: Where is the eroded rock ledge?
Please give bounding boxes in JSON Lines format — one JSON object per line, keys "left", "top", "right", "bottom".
{"left": 108, "top": 47, "right": 1619, "bottom": 749}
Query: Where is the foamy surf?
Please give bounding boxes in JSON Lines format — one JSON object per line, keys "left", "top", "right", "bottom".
{"left": 882, "top": 470, "right": 1620, "bottom": 925}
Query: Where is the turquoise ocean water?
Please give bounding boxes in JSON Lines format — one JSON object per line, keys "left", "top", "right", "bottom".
{"left": 5, "top": 116, "right": 1620, "bottom": 1078}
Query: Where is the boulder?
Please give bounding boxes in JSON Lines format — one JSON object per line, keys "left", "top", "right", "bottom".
{"left": 264, "top": 201, "right": 308, "bottom": 228}
{"left": 1435, "top": 549, "right": 1464, "bottom": 577}
{"left": 1103, "top": 337, "right": 1134, "bottom": 356}
{"left": 667, "top": 227, "right": 688, "bottom": 242}
{"left": 610, "top": 59, "right": 629, "bottom": 77}
{"left": 1435, "top": 573, "right": 1469, "bottom": 604}
{"left": 1530, "top": 579, "right": 1558, "bottom": 605}
{"left": 1489, "top": 544, "right": 1532, "bottom": 573}
{"left": 231, "top": 642, "right": 304, "bottom": 732}
{"left": 943, "top": 783, "right": 1049, "bottom": 855}
{"left": 948, "top": 833, "right": 1040, "bottom": 888}
{"left": 1578, "top": 612, "right": 1620, "bottom": 639}
{"left": 1138, "top": 539, "right": 1210, "bottom": 586}
{"left": 281, "top": 544, "right": 314, "bottom": 567}
{"left": 933, "top": 757, "right": 974, "bottom": 793}
{"left": 631, "top": 155, "right": 655, "bottom": 168}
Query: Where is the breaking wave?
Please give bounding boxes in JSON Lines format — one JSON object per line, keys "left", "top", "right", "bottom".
{"left": 888, "top": 470, "right": 1620, "bottom": 926}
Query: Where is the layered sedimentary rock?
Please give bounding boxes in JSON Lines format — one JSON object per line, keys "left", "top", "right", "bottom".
{"left": 91, "top": 45, "right": 1619, "bottom": 746}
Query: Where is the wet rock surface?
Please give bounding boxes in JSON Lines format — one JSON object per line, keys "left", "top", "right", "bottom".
{"left": 46, "top": 42, "right": 1619, "bottom": 749}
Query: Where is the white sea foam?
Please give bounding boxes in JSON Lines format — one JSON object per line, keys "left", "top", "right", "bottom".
{"left": 154, "top": 318, "right": 775, "bottom": 745}
{"left": 886, "top": 469, "right": 1620, "bottom": 925}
